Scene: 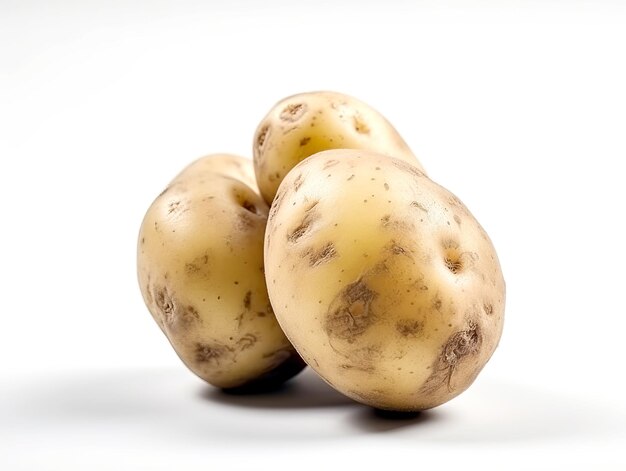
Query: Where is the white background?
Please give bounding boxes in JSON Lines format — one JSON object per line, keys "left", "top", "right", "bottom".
{"left": 1, "top": 1, "right": 625, "bottom": 469}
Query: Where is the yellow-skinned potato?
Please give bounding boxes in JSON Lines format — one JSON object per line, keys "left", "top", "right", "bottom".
{"left": 265, "top": 150, "right": 505, "bottom": 411}
{"left": 253, "top": 91, "right": 425, "bottom": 204}
{"left": 138, "top": 154, "right": 305, "bottom": 390}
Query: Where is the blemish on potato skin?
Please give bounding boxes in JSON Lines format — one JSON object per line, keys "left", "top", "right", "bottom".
{"left": 255, "top": 124, "right": 270, "bottom": 155}
{"left": 299, "top": 137, "right": 311, "bottom": 146}
{"left": 421, "top": 321, "right": 482, "bottom": 393}
{"left": 388, "top": 241, "right": 412, "bottom": 258}
{"left": 483, "top": 303, "right": 494, "bottom": 315}
{"left": 390, "top": 159, "right": 425, "bottom": 178}
{"left": 325, "top": 279, "right": 377, "bottom": 341}
{"left": 323, "top": 159, "right": 339, "bottom": 169}
{"left": 243, "top": 291, "right": 252, "bottom": 309}
{"left": 307, "top": 242, "right": 338, "bottom": 267}
{"left": 353, "top": 115, "right": 370, "bottom": 134}
{"left": 185, "top": 263, "right": 200, "bottom": 274}
{"left": 454, "top": 214, "right": 462, "bottom": 225}
{"left": 293, "top": 173, "right": 304, "bottom": 191}
{"left": 280, "top": 103, "right": 307, "bottom": 122}
{"left": 396, "top": 319, "right": 424, "bottom": 337}
{"left": 154, "top": 286, "right": 174, "bottom": 325}
{"left": 194, "top": 342, "right": 233, "bottom": 364}
{"left": 287, "top": 200, "right": 319, "bottom": 243}
{"left": 269, "top": 189, "right": 286, "bottom": 221}
{"left": 339, "top": 363, "right": 375, "bottom": 373}
{"left": 236, "top": 333, "right": 257, "bottom": 350}
{"left": 411, "top": 201, "right": 428, "bottom": 212}
{"left": 432, "top": 295, "right": 442, "bottom": 311}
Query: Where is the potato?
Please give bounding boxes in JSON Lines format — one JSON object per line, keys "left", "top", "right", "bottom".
{"left": 253, "top": 91, "right": 425, "bottom": 204}
{"left": 137, "top": 154, "right": 305, "bottom": 390}
{"left": 264, "top": 149, "right": 505, "bottom": 411}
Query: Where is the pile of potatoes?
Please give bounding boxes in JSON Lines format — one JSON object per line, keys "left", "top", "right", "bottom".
{"left": 137, "top": 91, "right": 505, "bottom": 411}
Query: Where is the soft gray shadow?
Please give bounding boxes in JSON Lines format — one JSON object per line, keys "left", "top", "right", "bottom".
{"left": 346, "top": 380, "right": 626, "bottom": 443}
{"left": 202, "top": 368, "right": 354, "bottom": 409}
{"left": 4, "top": 369, "right": 624, "bottom": 446}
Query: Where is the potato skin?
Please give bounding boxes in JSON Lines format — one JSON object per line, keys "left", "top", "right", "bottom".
{"left": 253, "top": 91, "right": 425, "bottom": 205}
{"left": 264, "top": 150, "right": 505, "bottom": 411}
{"left": 137, "top": 154, "right": 305, "bottom": 389}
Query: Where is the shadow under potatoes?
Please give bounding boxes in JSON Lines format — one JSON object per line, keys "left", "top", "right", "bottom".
{"left": 201, "top": 368, "right": 355, "bottom": 409}
{"left": 203, "top": 368, "right": 446, "bottom": 433}
{"left": 351, "top": 407, "right": 444, "bottom": 433}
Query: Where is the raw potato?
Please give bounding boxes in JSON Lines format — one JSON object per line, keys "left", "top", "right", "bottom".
{"left": 137, "top": 154, "right": 305, "bottom": 390}
{"left": 265, "top": 150, "right": 505, "bottom": 411}
{"left": 253, "top": 91, "right": 425, "bottom": 205}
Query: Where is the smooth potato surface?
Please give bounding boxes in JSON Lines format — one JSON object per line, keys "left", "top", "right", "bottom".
{"left": 138, "top": 154, "right": 305, "bottom": 389}
{"left": 264, "top": 150, "right": 504, "bottom": 410}
{"left": 253, "top": 91, "right": 425, "bottom": 204}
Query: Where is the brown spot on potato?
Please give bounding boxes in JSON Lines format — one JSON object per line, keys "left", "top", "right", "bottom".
{"left": 256, "top": 124, "right": 270, "bottom": 154}
{"left": 391, "top": 159, "right": 424, "bottom": 178}
{"left": 154, "top": 287, "right": 175, "bottom": 325}
{"left": 353, "top": 115, "right": 370, "bottom": 134}
{"left": 396, "top": 319, "right": 424, "bottom": 337}
{"left": 280, "top": 103, "right": 307, "bottom": 122}
{"left": 483, "top": 303, "right": 494, "bottom": 316}
{"left": 381, "top": 215, "right": 414, "bottom": 231}
{"left": 236, "top": 333, "right": 257, "bottom": 351}
{"left": 384, "top": 182, "right": 389, "bottom": 191}
{"left": 454, "top": 214, "right": 462, "bottom": 225}
{"left": 179, "top": 305, "right": 201, "bottom": 326}
{"left": 347, "top": 174, "right": 355, "bottom": 181}
{"left": 299, "top": 136, "right": 311, "bottom": 146}
{"left": 287, "top": 200, "right": 319, "bottom": 243}
{"left": 195, "top": 342, "right": 233, "bottom": 364}
{"left": 293, "top": 173, "right": 304, "bottom": 192}
{"left": 269, "top": 188, "right": 287, "bottom": 221}
{"left": 243, "top": 291, "right": 252, "bottom": 309}
{"left": 411, "top": 201, "right": 428, "bottom": 212}
{"left": 421, "top": 321, "right": 482, "bottom": 393}
{"left": 325, "top": 279, "right": 377, "bottom": 341}
{"left": 388, "top": 241, "right": 412, "bottom": 258}
{"left": 444, "top": 256, "right": 463, "bottom": 274}
{"left": 308, "top": 242, "right": 338, "bottom": 267}
{"left": 432, "top": 295, "right": 442, "bottom": 311}
{"left": 340, "top": 363, "right": 375, "bottom": 373}
{"left": 185, "top": 263, "right": 200, "bottom": 274}
{"left": 323, "top": 159, "right": 339, "bottom": 169}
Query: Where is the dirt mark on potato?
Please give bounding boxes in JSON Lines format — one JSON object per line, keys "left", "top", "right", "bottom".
{"left": 194, "top": 342, "right": 234, "bottom": 365}
{"left": 306, "top": 242, "right": 338, "bottom": 267}
{"left": 280, "top": 103, "right": 307, "bottom": 122}
{"left": 353, "top": 115, "right": 370, "bottom": 134}
{"left": 325, "top": 279, "right": 377, "bottom": 341}
{"left": 420, "top": 321, "right": 482, "bottom": 393}
{"left": 153, "top": 285, "right": 201, "bottom": 330}
{"left": 391, "top": 159, "right": 425, "bottom": 178}
{"left": 255, "top": 124, "right": 270, "bottom": 156}
{"left": 293, "top": 173, "right": 304, "bottom": 192}
{"left": 287, "top": 200, "right": 319, "bottom": 243}
{"left": 396, "top": 319, "right": 424, "bottom": 337}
